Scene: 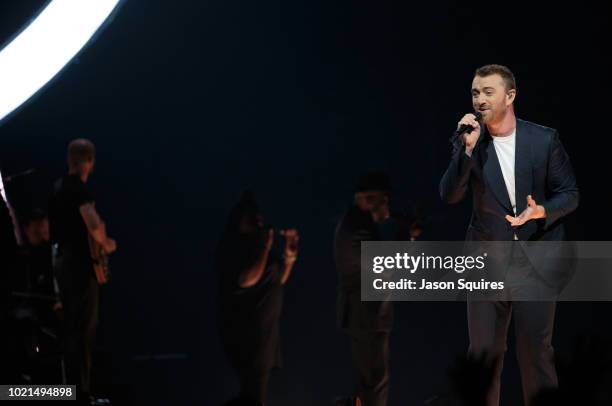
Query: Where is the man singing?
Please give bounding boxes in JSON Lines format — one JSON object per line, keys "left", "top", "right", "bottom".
{"left": 440, "top": 64, "right": 579, "bottom": 406}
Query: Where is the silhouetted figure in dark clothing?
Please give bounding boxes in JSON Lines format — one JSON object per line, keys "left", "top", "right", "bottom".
{"left": 48, "top": 139, "right": 116, "bottom": 402}
{"left": 216, "top": 191, "right": 299, "bottom": 404}
{"left": 334, "top": 173, "right": 412, "bottom": 406}
{"left": 8, "top": 210, "right": 63, "bottom": 383}
{"left": 16, "top": 210, "right": 61, "bottom": 324}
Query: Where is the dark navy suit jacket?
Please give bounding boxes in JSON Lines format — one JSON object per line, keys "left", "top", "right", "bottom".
{"left": 440, "top": 119, "right": 579, "bottom": 287}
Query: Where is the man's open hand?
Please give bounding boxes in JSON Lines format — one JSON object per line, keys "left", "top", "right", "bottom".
{"left": 505, "top": 195, "right": 546, "bottom": 226}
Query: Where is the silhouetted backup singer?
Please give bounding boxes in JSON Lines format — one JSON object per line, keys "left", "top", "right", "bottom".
{"left": 335, "top": 173, "right": 414, "bottom": 406}
{"left": 216, "top": 191, "right": 299, "bottom": 405}
{"left": 440, "top": 65, "right": 579, "bottom": 406}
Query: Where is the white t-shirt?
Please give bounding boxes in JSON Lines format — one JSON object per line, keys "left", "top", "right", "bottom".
{"left": 465, "top": 128, "right": 519, "bottom": 239}
{"left": 491, "top": 129, "right": 517, "bottom": 216}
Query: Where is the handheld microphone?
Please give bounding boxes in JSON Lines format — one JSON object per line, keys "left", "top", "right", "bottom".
{"left": 450, "top": 111, "right": 483, "bottom": 144}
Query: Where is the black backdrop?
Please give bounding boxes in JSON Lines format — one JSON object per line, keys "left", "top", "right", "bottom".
{"left": 1, "top": 1, "right": 611, "bottom": 404}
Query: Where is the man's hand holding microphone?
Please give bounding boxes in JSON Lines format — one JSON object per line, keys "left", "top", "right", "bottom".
{"left": 455, "top": 112, "right": 483, "bottom": 156}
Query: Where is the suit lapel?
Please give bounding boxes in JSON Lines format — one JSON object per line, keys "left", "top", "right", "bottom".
{"left": 478, "top": 127, "right": 514, "bottom": 214}
{"left": 514, "top": 119, "right": 533, "bottom": 215}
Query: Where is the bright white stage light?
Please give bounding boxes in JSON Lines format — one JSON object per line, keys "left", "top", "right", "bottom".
{"left": 0, "top": 173, "right": 7, "bottom": 203}
{"left": 0, "top": 0, "right": 121, "bottom": 125}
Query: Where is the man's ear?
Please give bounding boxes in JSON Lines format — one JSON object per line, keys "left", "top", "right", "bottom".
{"left": 506, "top": 89, "right": 516, "bottom": 105}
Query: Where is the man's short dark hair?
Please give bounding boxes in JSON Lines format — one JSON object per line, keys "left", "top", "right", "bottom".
{"left": 225, "top": 190, "right": 261, "bottom": 233}
{"left": 67, "top": 138, "right": 95, "bottom": 168}
{"left": 475, "top": 64, "right": 517, "bottom": 91}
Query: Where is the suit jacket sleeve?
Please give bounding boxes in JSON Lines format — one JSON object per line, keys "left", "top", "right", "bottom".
{"left": 541, "top": 131, "right": 579, "bottom": 228}
{"left": 439, "top": 137, "right": 476, "bottom": 204}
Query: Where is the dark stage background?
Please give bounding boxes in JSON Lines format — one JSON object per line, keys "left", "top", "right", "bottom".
{"left": 1, "top": 1, "right": 611, "bottom": 404}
